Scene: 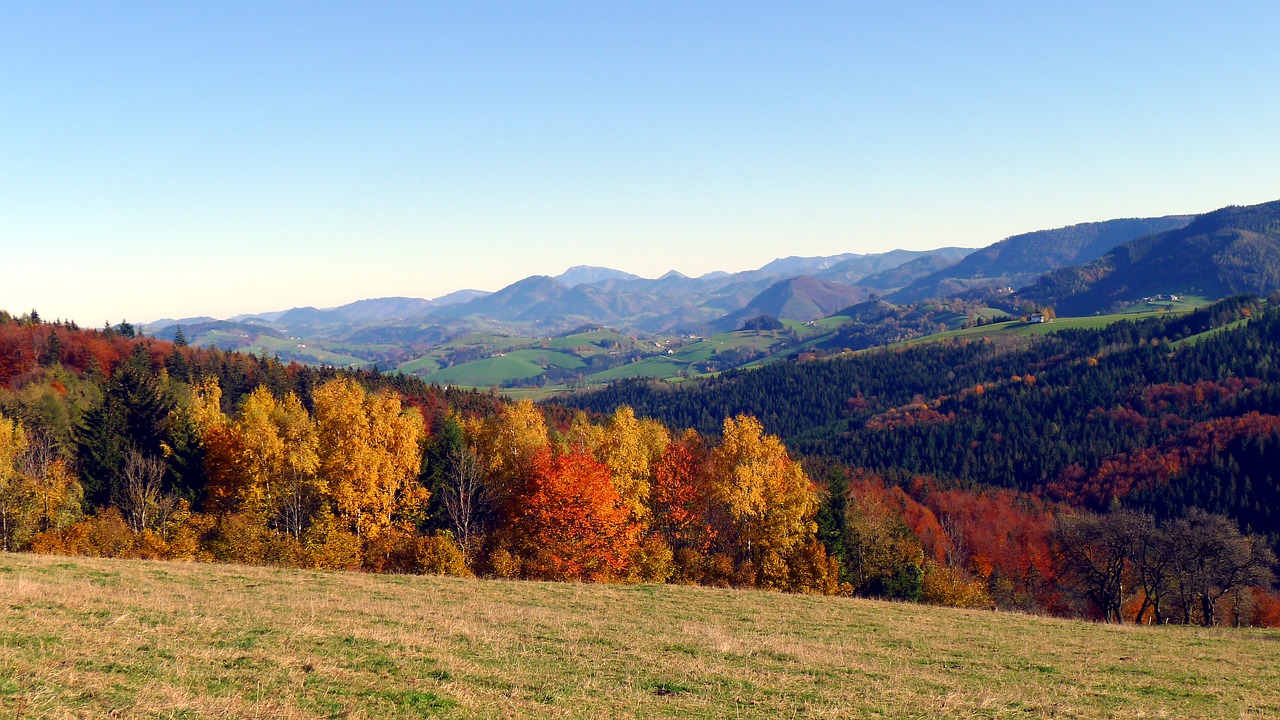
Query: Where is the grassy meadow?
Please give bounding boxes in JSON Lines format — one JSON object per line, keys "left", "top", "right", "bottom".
{"left": 3, "top": 552, "right": 1278, "bottom": 719}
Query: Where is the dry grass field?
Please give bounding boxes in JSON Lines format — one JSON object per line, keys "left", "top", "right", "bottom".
{"left": 3, "top": 551, "right": 1278, "bottom": 719}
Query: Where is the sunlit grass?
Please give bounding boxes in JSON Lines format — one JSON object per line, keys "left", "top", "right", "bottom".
{"left": 3, "top": 552, "right": 1278, "bottom": 718}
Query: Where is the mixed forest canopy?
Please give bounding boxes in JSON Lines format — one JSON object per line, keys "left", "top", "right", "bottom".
{"left": 1, "top": 299, "right": 1278, "bottom": 627}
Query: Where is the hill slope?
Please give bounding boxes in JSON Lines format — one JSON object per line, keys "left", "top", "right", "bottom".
{"left": 855, "top": 250, "right": 969, "bottom": 291}
{"left": 890, "top": 215, "right": 1195, "bottom": 303}
{"left": 713, "top": 275, "right": 872, "bottom": 330}
{"left": 1018, "top": 200, "right": 1280, "bottom": 315}
{"left": 559, "top": 297, "right": 1280, "bottom": 549}
{"left": 5, "top": 552, "right": 1276, "bottom": 719}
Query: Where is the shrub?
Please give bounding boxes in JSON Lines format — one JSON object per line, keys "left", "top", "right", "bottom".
{"left": 921, "top": 562, "right": 992, "bottom": 609}
{"left": 627, "top": 536, "right": 675, "bottom": 584}
{"left": 417, "top": 532, "right": 472, "bottom": 577}
{"left": 30, "top": 507, "right": 136, "bottom": 558}
{"left": 486, "top": 546, "right": 521, "bottom": 579}
{"left": 302, "top": 508, "right": 362, "bottom": 571}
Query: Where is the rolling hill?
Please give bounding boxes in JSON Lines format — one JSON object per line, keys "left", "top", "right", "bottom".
{"left": 1017, "top": 200, "right": 1280, "bottom": 315}
{"left": 7, "top": 552, "right": 1275, "bottom": 719}
{"left": 889, "top": 215, "right": 1195, "bottom": 303}
{"left": 712, "top": 275, "right": 872, "bottom": 330}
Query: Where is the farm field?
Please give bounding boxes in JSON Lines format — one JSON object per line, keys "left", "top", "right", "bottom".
{"left": 888, "top": 300, "right": 1209, "bottom": 349}
{"left": 3, "top": 552, "right": 1278, "bottom": 719}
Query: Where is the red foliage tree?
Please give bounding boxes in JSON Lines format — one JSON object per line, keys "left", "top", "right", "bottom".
{"left": 650, "top": 430, "right": 720, "bottom": 555}
{"left": 513, "top": 448, "right": 639, "bottom": 582}
{"left": 924, "top": 488, "right": 1063, "bottom": 612}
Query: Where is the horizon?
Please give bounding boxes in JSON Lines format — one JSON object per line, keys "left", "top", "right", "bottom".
{"left": 5, "top": 3, "right": 1279, "bottom": 325}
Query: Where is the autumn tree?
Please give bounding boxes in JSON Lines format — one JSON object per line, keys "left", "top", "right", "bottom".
{"left": 214, "top": 386, "right": 321, "bottom": 537}
{"left": 312, "top": 377, "right": 425, "bottom": 540}
{"left": 513, "top": 448, "right": 639, "bottom": 582}
{"left": 710, "top": 415, "right": 818, "bottom": 565}
{"left": 16, "top": 430, "right": 83, "bottom": 535}
{"left": 272, "top": 391, "right": 321, "bottom": 539}
{"left": 1123, "top": 513, "right": 1177, "bottom": 624}
{"left": 651, "top": 430, "right": 720, "bottom": 554}
{"left": 189, "top": 376, "right": 243, "bottom": 512}
{"left": 842, "top": 475, "right": 926, "bottom": 600}
{"left": 924, "top": 488, "right": 1059, "bottom": 613}
{"left": 467, "top": 399, "right": 547, "bottom": 521}
{"left": 119, "top": 450, "right": 166, "bottom": 533}
{"left": 593, "top": 405, "right": 670, "bottom": 527}
{"left": 0, "top": 414, "right": 33, "bottom": 550}
{"left": 1166, "top": 510, "right": 1277, "bottom": 627}
{"left": 1052, "top": 510, "right": 1145, "bottom": 623}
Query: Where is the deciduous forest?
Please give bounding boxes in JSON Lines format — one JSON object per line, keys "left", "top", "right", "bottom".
{"left": 2, "top": 300, "right": 1277, "bottom": 626}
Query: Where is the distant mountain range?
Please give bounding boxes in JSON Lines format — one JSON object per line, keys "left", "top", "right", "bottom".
{"left": 148, "top": 246, "right": 976, "bottom": 342}
{"left": 146, "top": 200, "right": 1280, "bottom": 366}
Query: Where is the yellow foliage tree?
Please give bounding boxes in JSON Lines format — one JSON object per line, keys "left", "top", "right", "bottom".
{"left": 0, "top": 417, "right": 78, "bottom": 552}
{"left": 595, "top": 406, "right": 669, "bottom": 527}
{"left": 467, "top": 399, "right": 547, "bottom": 519}
{"left": 234, "top": 387, "right": 287, "bottom": 513}
{"left": 189, "top": 377, "right": 245, "bottom": 513}
{"left": 10, "top": 426, "right": 82, "bottom": 537}
{"left": 225, "top": 387, "right": 321, "bottom": 537}
{"left": 273, "top": 390, "right": 321, "bottom": 538}
{"left": 0, "top": 415, "right": 34, "bottom": 551}
{"left": 312, "top": 378, "right": 425, "bottom": 540}
{"left": 710, "top": 415, "right": 818, "bottom": 565}
{"left": 188, "top": 376, "right": 228, "bottom": 434}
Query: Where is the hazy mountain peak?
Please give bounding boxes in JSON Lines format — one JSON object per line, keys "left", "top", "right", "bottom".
{"left": 430, "top": 289, "right": 489, "bottom": 306}
{"left": 555, "top": 265, "right": 640, "bottom": 286}
{"left": 758, "top": 253, "right": 862, "bottom": 275}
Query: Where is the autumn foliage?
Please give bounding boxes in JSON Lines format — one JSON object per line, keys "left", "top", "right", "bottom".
{"left": 510, "top": 449, "right": 639, "bottom": 582}
{"left": 3, "top": 310, "right": 1277, "bottom": 623}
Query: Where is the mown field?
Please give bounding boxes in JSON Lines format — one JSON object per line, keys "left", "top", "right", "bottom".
{"left": 3, "top": 553, "right": 1278, "bottom": 719}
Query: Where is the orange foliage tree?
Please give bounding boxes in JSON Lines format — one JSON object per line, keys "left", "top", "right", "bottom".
{"left": 512, "top": 448, "right": 639, "bottom": 582}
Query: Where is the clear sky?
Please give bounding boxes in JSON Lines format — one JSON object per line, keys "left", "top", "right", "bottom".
{"left": 4, "top": 2, "right": 1279, "bottom": 324}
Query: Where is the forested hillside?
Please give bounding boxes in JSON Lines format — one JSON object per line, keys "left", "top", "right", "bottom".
{"left": 0, "top": 311, "right": 841, "bottom": 595}
{"left": 1018, "top": 200, "right": 1280, "bottom": 314}
{"left": 889, "top": 215, "right": 1194, "bottom": 303}
{"left": 562, "top": 297, "right": 1280, "bottom": 575}
{"left": 3, "top": 304, "right": 1277, "bottom": 626}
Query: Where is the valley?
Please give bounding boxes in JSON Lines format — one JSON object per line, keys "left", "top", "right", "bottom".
{"left": 141, "top": 202, "right": 1280, "bottom": 397}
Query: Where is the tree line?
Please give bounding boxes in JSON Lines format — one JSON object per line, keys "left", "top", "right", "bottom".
{"left": 2, "top": 307, "right": 1277, "bottom": 625}
{"left": 561, "top": 297, "right": 1280, "bottom": 553}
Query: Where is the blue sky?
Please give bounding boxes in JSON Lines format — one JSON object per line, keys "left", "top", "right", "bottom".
{"left": 3, "top": 2, "right": 1279, "bottom": 324}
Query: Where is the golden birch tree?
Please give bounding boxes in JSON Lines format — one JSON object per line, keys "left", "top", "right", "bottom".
{"left": 312, "top": 378, "right": 425, "bottom": 540}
